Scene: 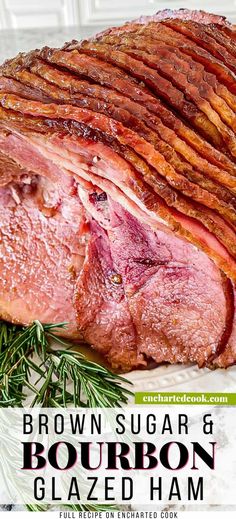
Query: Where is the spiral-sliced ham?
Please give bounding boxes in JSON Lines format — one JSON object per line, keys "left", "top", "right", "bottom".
{"left": 0, "top": 9, "right": 235, "bottom": 371}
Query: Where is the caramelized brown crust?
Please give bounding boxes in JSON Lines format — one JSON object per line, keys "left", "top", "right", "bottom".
{"left": 1, "top": 67, "right": 235, "bottom": 228}
{"left": 99, "top": 26, "right": 236, "bottom": 99}
{"left": 39, "top": 47, "right": 236, "bottom": 174}
{"left": 0, "top": 14, "right": 235, "bottom": 281}
{"left": 90, "top": 42, "right": 236, "bottom": 154}
{"left": 163, "top": 19, "right": 236, "bottom": 74}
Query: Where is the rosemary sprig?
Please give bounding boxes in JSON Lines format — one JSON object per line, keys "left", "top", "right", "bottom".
{"left": 0, "top": 320, "right": 130, "bottom": 512}
{"left": 0, "top": 320, "right": 133, "bottom": 408}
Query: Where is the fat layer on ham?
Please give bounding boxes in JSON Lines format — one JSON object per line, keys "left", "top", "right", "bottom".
{"left": 0, "top": 8, "right": 235, "bottom": 371}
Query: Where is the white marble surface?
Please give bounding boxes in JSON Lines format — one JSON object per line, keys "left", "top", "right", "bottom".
{"left": 0, "top": 25, "right": 107, "bottom": 64}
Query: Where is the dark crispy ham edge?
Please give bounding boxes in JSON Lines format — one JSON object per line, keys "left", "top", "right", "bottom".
{"left": 74, "top": 41, "right": 236, "bottom": 159}
{"left": 89, "top": 12, "right": 236, "bottom": 162}
{"left": 0, "top": 92, "right": 235, "bottom": 280}
{"left": 2, "top": 42, "right": 236, "bottom": 181}
{"left": 1, "top": 70, "right": 236, "bottom": 248}
{"left": 95, "top": 9, "right": 231, "bottom": 41}
{"left": 44, "top": 47, "right": 236, "bottom": 175}
{"left": 1, "top": 60, "right": 236, "bottom": 213}
{"left": 96, "top": 32, "right": 236, "bottom": 121}
{"left": 95, "top": 18, "right": 236, "bottom": 100}
{"left": 20, "top": 44, "right": 236, "bottom": 174}
{"left": 90, "top": 8, "right": 236, "bottom": 90}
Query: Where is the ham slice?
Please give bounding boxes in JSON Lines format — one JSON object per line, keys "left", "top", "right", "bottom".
{"left": 0, "top": 9, "right": 235, "bottom": 370}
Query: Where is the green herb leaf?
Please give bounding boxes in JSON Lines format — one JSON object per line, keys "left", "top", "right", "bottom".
{"left": 0, "top": 319, "right": 133, "bottom": 512}
{"left": 0, "top": 320, "right": 133, "bottom": 408}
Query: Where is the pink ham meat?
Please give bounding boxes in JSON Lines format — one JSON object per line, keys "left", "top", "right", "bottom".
{"left": 0, "top": 147, "right": 86, "bottom": 337}
{"left": 0, "top": 9, "right": 235, "bottom": 371}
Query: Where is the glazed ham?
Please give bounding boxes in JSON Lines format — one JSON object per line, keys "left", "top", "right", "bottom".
{"left": 0, "top": 9, "right": 235, "bottom": 371}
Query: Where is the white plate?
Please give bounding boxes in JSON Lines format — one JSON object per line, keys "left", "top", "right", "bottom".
{"left": 125, "top": 363, "right": 236, "bottom": 393}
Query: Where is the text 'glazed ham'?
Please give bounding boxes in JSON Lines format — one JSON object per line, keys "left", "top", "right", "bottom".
{"left": 0, "top": 9, "right": 235, "bottom": 371}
